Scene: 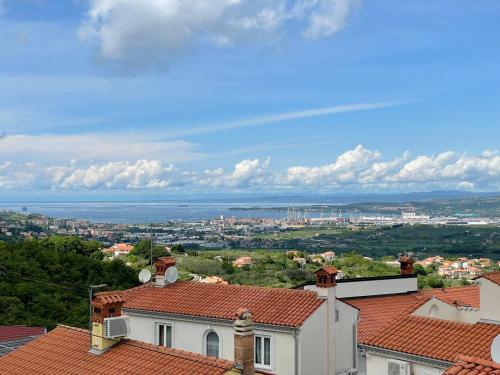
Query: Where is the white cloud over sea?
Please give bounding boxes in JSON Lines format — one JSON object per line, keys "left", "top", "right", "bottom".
{"left": 79, "top": 0, "right": 359, "bottom": 73}
{"left": 1, "top": 145, "right": 499, "bottom": 192}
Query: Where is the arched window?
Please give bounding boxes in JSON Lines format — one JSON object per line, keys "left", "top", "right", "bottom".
{"left": 206, "top": 331, "right": 219, "bottom": 358}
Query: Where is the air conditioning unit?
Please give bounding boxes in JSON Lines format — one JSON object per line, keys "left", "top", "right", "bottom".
{"left": 103, "top": 316, "right": 130, "bottom": 339}
{"left": 388, "top": 359, "right": 410, "bottom": 375}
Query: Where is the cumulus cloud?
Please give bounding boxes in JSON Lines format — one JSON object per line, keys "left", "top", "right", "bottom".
{"left": 79, "top": 0, "right": 358, "bottom": 73}
{"left": 200, "top": 157, "right": 271, "bottom": 187}
{"left": 1, "top": 146, "right": 499, "bottom": 192}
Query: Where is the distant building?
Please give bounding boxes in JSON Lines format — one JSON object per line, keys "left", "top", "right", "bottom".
{"left": 200, "top": 276, "right": 229, "bottom": 285}
{"left": 232, "top": 256, "right": 253, "bottom": 268}
{"left": 102, "top": 243, "right": 134, "bottom": 257}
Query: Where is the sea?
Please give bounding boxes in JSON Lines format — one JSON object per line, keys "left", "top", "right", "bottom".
{"left": 0, "top": 201, "right": 313, "bottom": 224}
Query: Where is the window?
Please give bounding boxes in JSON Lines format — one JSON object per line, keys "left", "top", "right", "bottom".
{"left": 157, "top": 324, "right": 172, "bottom": 347}
{"left": 255, "top": 335, "right": 271, "bottom": 368}
{"left": 206, "top": 331, "right": 219, "bottom": 358}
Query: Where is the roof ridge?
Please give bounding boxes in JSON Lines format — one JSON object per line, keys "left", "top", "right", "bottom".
{"left": 455, "top": 354, "right": 500, "bottom": 369}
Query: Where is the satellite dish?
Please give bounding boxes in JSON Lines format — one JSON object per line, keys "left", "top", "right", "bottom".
{"left": 492, "top": 335, "right": 500, "bottom": 363}
{"left": 138, "top": 269, "right": 152, "bottom": 284}
{"left": 165, "top": 266, "right": 179, "bottom": 284}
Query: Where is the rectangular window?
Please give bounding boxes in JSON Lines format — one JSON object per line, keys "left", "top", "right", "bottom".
{"left": 255, "top": 335, "right": 271, "bottom": 368}
{"left": 157, "top": 324, "right": 172, "bottom": 347}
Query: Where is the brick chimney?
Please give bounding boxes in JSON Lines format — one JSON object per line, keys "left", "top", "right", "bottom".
{"left": 315, "top": 265, "right": 338, "bottom": 287}
{"left": 399, "top": 255, "right": 415, "bottom": 275}
{"left": 90, "top": 291, "right": 125, "bottom": 353}
{"left": 233, "top": 308, "right": 255, "bottom": 375}
{"left": 154, "top": 256, "right": 176, "bottom": 287}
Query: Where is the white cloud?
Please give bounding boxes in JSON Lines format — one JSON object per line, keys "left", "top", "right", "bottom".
{"left": 300, "top": 0, "right": 359, "bottom": 39}
{"left": 161, "top": 101, "right": 404, "bottom": 138}
{"left": 1, "top": 146, "right": 499, "bottom": 192}
{"left": 200, "top": 157, "right": 271, "bottom": 188}
{"left": 79, "top": 0, "right": 358, "bottom": 73}
{"left": 0, "top": 133, "right": 201, "bottom": 164}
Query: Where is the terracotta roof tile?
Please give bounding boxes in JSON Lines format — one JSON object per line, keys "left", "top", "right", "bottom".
{"left": 481, "top": 271, "right": 500, "bottom": 286}
{"left": 0, "top": 326, "right": 45, "bottom": 342}
{"left": 364, "top": 316, "right": 500, "bottom": 362}
{"left": 444, "top": 355, "right": 500, "bottom": 375}
{"left": 123, "top": 280, "right": 324, "bottom": 327}
{"left": 0, "top": 325, "right": 234, "bottom": 375}
{"left": 345, "top": 285, "right": 479, "bottom": 343}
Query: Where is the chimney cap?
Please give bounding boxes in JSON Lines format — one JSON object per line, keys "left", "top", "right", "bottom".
{"left": 92, "top": 291, "right": 125, "bottom": 307}
{"left": 315, "top": 265, "right": 338, "bottom": 275}
{"left": 235, "top": 308, "right": 252, "bottom": 320}
{"left": 155, "top": 256, "right": 176, "bottom": 266}
{"left": 400, "top": 255, "right": 415, "bottom": 264}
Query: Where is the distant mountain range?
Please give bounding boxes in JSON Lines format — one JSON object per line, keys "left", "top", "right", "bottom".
{"left": 1, "top": 190, "right": 498, "bottom": 205}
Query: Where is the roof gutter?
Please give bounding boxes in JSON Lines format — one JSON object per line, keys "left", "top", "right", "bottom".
{"left": 294, "top": 329, "right": 300, "bottom": 375}
{"left": 360, "top": 344, "right": 453, "bottom": 369}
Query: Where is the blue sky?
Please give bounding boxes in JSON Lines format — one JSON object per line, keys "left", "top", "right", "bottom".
{"left": 0, "top": 0, "right": 499, "bottom": 197}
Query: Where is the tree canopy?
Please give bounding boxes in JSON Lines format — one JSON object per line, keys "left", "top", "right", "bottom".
{"left": 0, "top": 237, "right": 139, "bottom": 329}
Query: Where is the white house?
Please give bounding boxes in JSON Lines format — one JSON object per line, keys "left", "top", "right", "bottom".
{"left": 353, "top": 271, "right": 500, "bottom": 375}
{"left": 122, "top": 257, "right": 359, "bottom": 375}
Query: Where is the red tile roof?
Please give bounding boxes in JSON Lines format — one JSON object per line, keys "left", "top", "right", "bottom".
{"left": 481, "top": 271, "right": 500, "bottom": 286}
{"left": 0, "top": 325, "right": 235, "bottom": 375}
{"left": 345, "top": 285, "right": 479, "bottom": 343}
{"left": 444, "top": 355, "right": 500, "bottom": 375}
{"left": 0, "top": 326, "right": 45, "bottom": 342}
{"left": 364, "top": 316, "right": 500, "bottom": 362}
{"left": 123, "top": 280, "right": 324, "bottom": 327}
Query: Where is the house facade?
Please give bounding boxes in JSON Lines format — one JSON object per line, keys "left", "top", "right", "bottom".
{"left": 123, "top": 257, "right": 359, "bottom": 375}
{"left": 352, "top": 271, "right": 500, "bottom": 375}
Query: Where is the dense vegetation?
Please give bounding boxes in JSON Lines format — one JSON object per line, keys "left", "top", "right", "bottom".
{"left": 0, "top": 237, "right": 139, "bottom": 329}
{"left": 251, "top": 225, "right": 500, "bottom": 259}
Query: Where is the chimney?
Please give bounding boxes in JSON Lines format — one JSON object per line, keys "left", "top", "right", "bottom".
{"left": 400, "top": 255, "right": 415, "bottom": 275}
{"left": 315, "top": 265, "right": 338, "bottom": 288}
{"left": 154, "top": 256, "right": 176, "bottom": 287}
{"left": 233, "top": 308, "right": 255, "bottom": 375}
{"left": 90, "top": 291, "right": 125, "bottom": 353}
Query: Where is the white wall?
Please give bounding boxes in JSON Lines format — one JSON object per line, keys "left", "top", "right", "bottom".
{"left": 479, "top": 278, "right": 500, "bottom": 323}
{"left": 125, "top": 312, "right": 297, "bottom": 375}
{"left": 300, "top": 303, "right": 327, "bottom": 375}
{"left": 366, "top": 351, "right": 445, "bottom": 375}
{"left": 334, "top": 300, "right": 359, "bottom": 373}
{"left": 412, "top": 298, "right": 479, "bottom": 324}
{"left": 335, "top": 277, "right": 417, "bottom": 298}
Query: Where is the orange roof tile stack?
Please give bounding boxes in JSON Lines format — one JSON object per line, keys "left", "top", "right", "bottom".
{"left": 444, "top": 355, "right": 500, "bottom": 375}
{"left": 123, "top": 280, "right": 324, "bottom": 327}
{"left": 0, "top": 325, "right": 235, "bottom": 375}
